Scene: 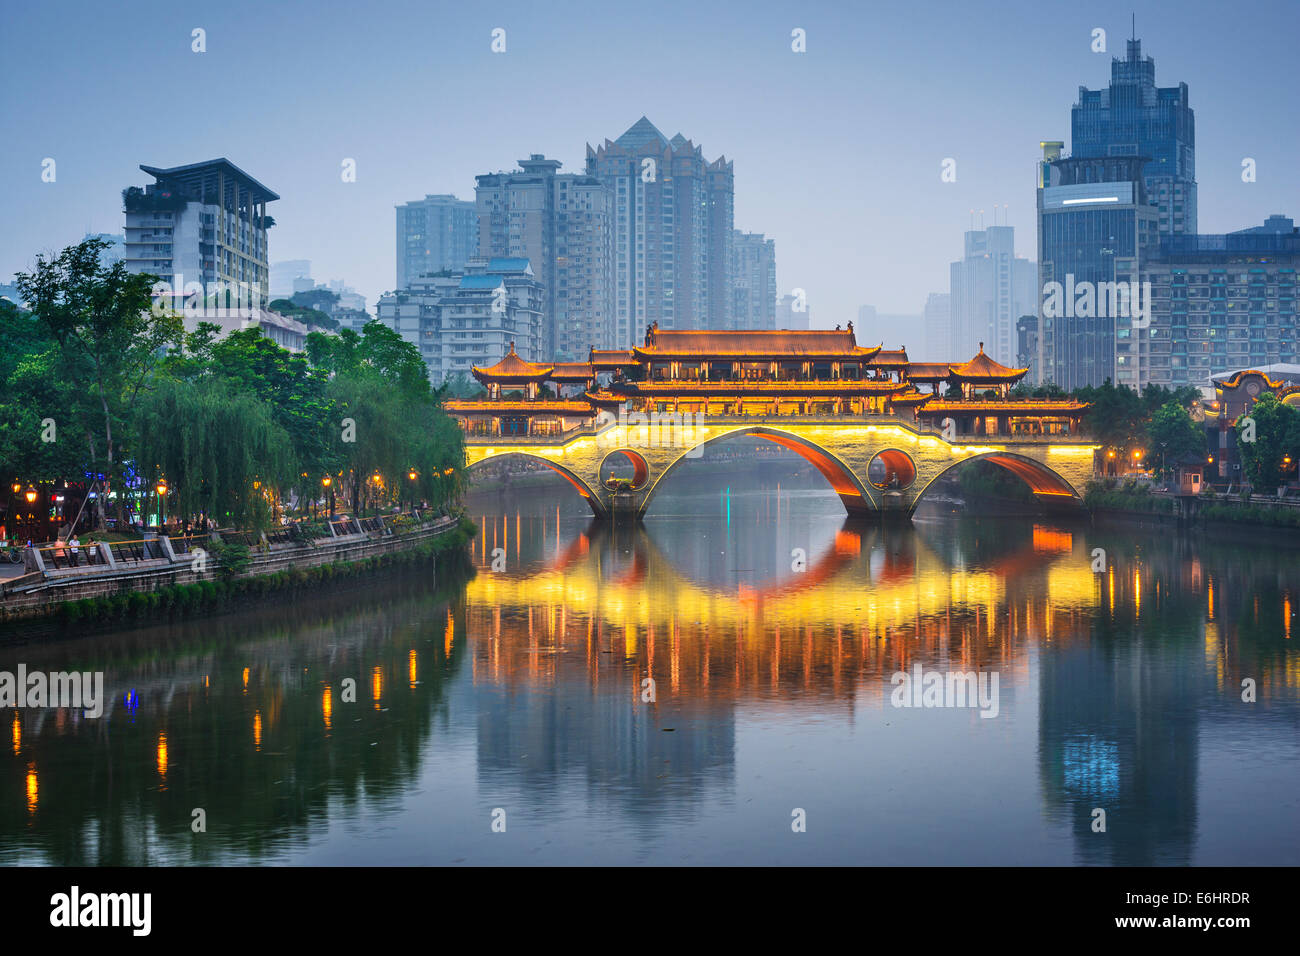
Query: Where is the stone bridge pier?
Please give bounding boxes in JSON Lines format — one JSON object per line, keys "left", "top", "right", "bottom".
{"left": 464, "top": 418, "right": 1098, "bottom": 521}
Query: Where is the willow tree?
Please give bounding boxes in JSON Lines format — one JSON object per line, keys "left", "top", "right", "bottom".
{"left": 133, "top": 378, "right": 294, "bottom": 531}
{"left": 16, "top": 238, "right": 183, "bottom": 529}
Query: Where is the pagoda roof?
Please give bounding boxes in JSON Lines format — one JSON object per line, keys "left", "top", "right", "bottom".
{"left": 444, "top": 399, "right": 596, "bottom": 415}
{"left": 470, "top": 342, "right": 553, "bottom": 384}
{"left": 868, "top": 347, "right": 910, "bottom": 367}
{"left": 634, "top": 328, "right": 879, "bottom": 360}
{"left": 904, "top": 362, "right": 954, "bottom": 381}
{"left": 612, "top": 379, "right": 913, "bottom": 396}
{"left": 886, "top": 392, "right": 934, "bottom": 407}
{"left": 548, "top": 362, "right": 597, "bottom": 382}
{"left": 589, "top": 349, "right": 638, "bottom": 369}
{"left": 916, "top": 399, "right": 1089, "bottom": 415}
{"left": 584, "top": 390, "right": 626, "bottom": 406}
{"left": 947, "top": 344, "right": 1029, "bottom": 383}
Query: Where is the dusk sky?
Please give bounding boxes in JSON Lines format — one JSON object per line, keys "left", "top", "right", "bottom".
{"left": 3, "top": 0, "right": 1297, "bottom": 341}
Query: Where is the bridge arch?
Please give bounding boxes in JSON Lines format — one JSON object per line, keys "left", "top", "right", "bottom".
{"left": 909, "top": 451, "right": 1083, "bottom": 516}
{"left": 467, "top": 452, "right": 608, "bottom": 518}
{"left": 639, "top": 425, "right": 874, "bottom": 518}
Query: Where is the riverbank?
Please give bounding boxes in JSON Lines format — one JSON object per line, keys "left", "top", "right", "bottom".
{"left": 1085, "top": 480, "right": 1300, "bottom": 542}
{"left": 0, "top": 514, "right": 477, "bottom": 640}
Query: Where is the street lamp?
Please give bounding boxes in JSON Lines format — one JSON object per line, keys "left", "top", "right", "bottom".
{"left": 24, "top": 486, "right": 37, "bottom": 504}
{"left": 154, "top": 480, "right": 168, "bottom": 530}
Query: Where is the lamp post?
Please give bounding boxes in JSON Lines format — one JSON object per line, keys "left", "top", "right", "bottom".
{"left": 321, "top": 475, "right": 333, "bottom": 518}
{"left": 24, "top": 486, "right": 38, "bottom": 544}
{"left": 155, "top": 480, "right": 168, "bottom": 530}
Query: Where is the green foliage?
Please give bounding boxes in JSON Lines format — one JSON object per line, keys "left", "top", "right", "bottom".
{"left": 1235, "top": 393, "right": 1300, "bottom": 488}
{"left": 13, "top": 238, "right": 183, "bottom": 525}
{"left": 133, "top": 378, "right": 293, "bottom": 531}
{"left": 3, "top": 238, "right": 469, "bottom": 537}
{"left": 1075, "top": 380, "right": 1147, "bottom": 452}
{"left": 1147, "top": 401, "right": 1207, "bottom": 475}
{"left": 1083, "top": 478, "right": 1175, "bottom": 514}
{"left": 269, "top": 298, "right": 337, "bottom": 330}
{"left": 207, "top": 541, "right": 252, "bottom": 579}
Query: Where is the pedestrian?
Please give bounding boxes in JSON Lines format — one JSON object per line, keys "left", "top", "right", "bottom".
{"left": 69, "top": 534, "right": 80, "bottom": 564}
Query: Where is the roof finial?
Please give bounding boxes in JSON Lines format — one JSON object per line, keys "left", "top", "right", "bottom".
{"left": 509, "top": 340, "right": 516, "bottom": 354}
{"left": 978, "top": 341, "right": 984, "bottom": 352}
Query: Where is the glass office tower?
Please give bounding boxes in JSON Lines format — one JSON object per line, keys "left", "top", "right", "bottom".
{"left": 1072, "top": 38, "right": 1196, "bottom": 238}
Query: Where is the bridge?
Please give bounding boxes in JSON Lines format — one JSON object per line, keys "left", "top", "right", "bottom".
{"left": 447, "top": 327, "right": 1098, "bottom": 520}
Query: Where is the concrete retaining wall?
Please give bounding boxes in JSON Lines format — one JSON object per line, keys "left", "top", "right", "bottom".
{"left": 0, "top": 517, "right": 460, "bottom": 623}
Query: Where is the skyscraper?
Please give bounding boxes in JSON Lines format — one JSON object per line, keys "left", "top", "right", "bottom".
{"left": 1036, "top": 144, "right": 1160, "bottom": 390}
{"left": 475, "top": 155, "right": 614, "bottom": 359}
{"left": 923, "top": 292, "right": 952, "bottom": 358}
{"left": 122, "top": 158, "right": 278, "bottom": 308}
{"left": 586, "top": 118, "right": 734, "bottom": 347}
{"left": 395, "top": 194, "right": 478, "bottom": 290}
{"left": 1072, "top": 37, "right": 1196, "bottom": 237}
{"left": 731, "top": 232, "right": 776, "bottom": 330}
{"left": 948, "top": 225, "right": 1037, "bottom": 366}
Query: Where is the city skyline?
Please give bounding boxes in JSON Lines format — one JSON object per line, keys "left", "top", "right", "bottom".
{"left": 2, "top": 0, "right": 1296, "bottom": 333}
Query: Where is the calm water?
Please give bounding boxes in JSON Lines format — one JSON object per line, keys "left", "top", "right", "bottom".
{"left": 2, "top": 462, "right": 1299, "bottom": 866}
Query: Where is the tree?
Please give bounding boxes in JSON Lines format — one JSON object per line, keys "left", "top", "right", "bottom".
{"left": 1236, "top": 393, "right": 1300, "bottom": 489}
{"left": 15, "top": 238, "right": 183, "bottom": 528}
{"left": 134, "top": 378, "right": 294, "bottom": 531}
{"left": 1077, "top": 379, "right": 1146, "bottom": 455}
{"left": 1146, "top": 401, "right": 1206, "bottom": 477}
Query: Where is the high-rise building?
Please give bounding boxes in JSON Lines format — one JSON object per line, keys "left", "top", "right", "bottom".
{"left": 1016, "top": 314, "right": 1038, "bottom": 376}
{"left": 377, "top": 256, "right": 544, "bottom": 383}
{"left": 731, "top": 232, "right": 776, "bottom": 330}
{"left": 1035, "top": 144, "right": 1160, "bottom": 390}
{"left": 923, "top": 292, "right": 952, "bottom": 358}
{"left": 270, "top": 259, "right": 311, "bottom": 299}
{"left": 1072, "top": 37, "right": 1196, "bottom": 237}
{"left": 475, "top": 155, "right": 614, "bottom": 360}
{"left": 122, "top": 159, "right": 278, "bottom": 308}
{"left": 395, "top": 194, "right": 478, "bottom": 290}
{"left": 585, "top": 118, "right": 734, "bottom": 347}
{"left": 1141, "top": 216, "right": 1300, "bottom": 389}
{"left": 948, "top": 225, "right": 1037, "bottom": 366}
{"left": 777, "top": 293, "right": 810, "bottom": 331}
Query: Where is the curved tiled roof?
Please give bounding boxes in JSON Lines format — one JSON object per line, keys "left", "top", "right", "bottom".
{"left": 635, "top": 329, "right": 879, "bottom": 360}
{"left": 947, "top": 344, "right": 1029, "bottom": 382}
{"left": 471, "top": 342, "right": 553, "bottom": 383}
{"left": 548, "top": 362, "right": 597, "bottom": 381}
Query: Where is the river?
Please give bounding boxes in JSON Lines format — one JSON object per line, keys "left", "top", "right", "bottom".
{"left": 2, "top": 456, "right": 1297, "bottom": 865}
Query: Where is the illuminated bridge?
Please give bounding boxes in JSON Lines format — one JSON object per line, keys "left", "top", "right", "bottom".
{"left": 447, "top": 326, "right": 1098, "bottom": 519}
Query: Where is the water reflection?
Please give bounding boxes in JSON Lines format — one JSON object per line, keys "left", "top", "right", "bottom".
{"left": 2, "top": 468, "right": 1298, "bottom": 865}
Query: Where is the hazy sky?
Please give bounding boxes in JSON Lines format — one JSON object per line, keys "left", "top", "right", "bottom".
{"left": 3, "top": 0, "right": 1296, "bottom": 338}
